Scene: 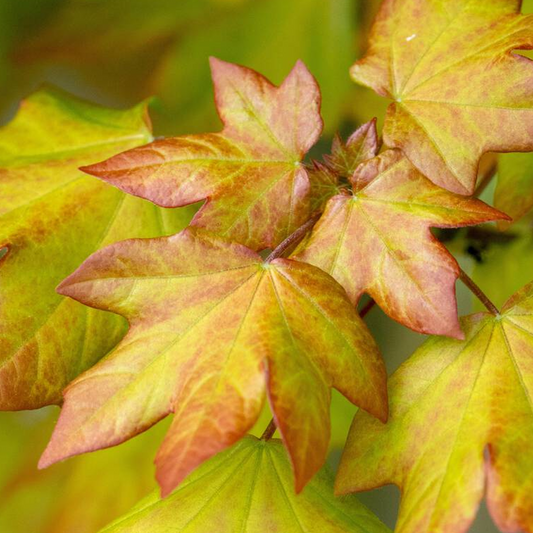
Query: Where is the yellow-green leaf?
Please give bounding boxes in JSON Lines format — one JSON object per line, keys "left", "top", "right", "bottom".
{"left": 352, "top": 0, "right": 533, "bottom": 195}
{"left": 39, "top": 228, "right": 387, "bottom": 496}
{"left": 337, "top": 281, "right": 533, "bottom": 533}
{"left": 0, "top": 87, "right": 196, "bottom": 410}
{"left": 100, "top": 436, "right": 390, "bottom": 533}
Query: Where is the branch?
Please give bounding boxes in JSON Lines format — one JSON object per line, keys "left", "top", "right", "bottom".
{"left": 459, "top": 269, "right": 499, "bottom": 315}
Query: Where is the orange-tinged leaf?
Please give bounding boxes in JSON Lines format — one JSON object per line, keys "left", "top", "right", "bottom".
{"left": 82, "top": 58, "right": 323, "bottom": 250}
{"left": 336, "top": 281, "right": 533, "bottom": 533}
{"left": 352, "top": 0, "right": 533, "bottom": 195}
{"left": 99, "top": 436, "right": 390, "bottom": 533}
{"left": 0, "top": 87, "right": 196, "bottom": 410}
{"left": 39, "top": 229, "right": 387, "bottom": 496}
{"left": 295, "top": 150, "right": 508, "bottom": 337}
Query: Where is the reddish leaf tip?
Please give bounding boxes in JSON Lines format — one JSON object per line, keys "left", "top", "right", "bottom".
{"left": 374, "top": 398, "right": 390, "bottom": 425}
{"left": 37, "top": 446, "right": 61, "bottom": 470}
{"left": 208, "top": 55, "right": 227, "bottom": 71}
{"left": 78, "top": 162, "right": 100, "bottom": 177}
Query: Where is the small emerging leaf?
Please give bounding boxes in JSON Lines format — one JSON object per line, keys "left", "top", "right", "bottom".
{"left": 82, "top": 58, "right": 323, "bottom": 250}
{"left": 337, "top": 281, "right": 533, "bottom": 533}
{"left": 307, "top": 120, "right": 381, "bottom": 212}
{"left": 324, "top": 119, "right": 380, "bottom": 177}
{"left": 352, "top": 0, "right": 533, "bottom": 195}
{"left": 296, "top": 150, "right": 507, "bottom": 337}
{"left": 99, "top": 436, "right": 390, "bottom": 533}
{"left": 39, "top": 229, "right": 387, "bottom": 496}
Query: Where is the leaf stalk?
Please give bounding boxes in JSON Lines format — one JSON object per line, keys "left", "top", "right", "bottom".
{"left": 261, "top": 419, "right": 277, "bottom": 441}
{"left": 459, "top": 269, "right": 499, "bottom": 315}
{"left": 265, "top": 213, "right": 322, "bottom": 263}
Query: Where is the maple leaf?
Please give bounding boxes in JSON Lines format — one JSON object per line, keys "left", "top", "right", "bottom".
{"left": 351, "top": 0, "right": 533, "bottom": 195}
{"left": 99, "top": 436, "right": 390, "bottom": 533}
{"left": 336, "top": 281, "right": 533, "bottom": 533}
{"left": 38, "top": 228, "right": 387, "bottom": 496}
{"left": 81, "top": 58, "right": 323, "bottom": 250}
{"left": 0, "top": 87, "right": 195, "bottom": 410}
{"left": 295, "top": 149, "right": 508, "bottom": 337}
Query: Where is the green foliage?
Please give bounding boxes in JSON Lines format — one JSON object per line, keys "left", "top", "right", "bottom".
{"left": 100, "top": 437, "right": 390, "bottom": 533}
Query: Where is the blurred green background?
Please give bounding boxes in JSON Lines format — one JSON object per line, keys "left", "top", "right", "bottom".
{"left": 2, "top": 0, "right": 528, "bottom": 531}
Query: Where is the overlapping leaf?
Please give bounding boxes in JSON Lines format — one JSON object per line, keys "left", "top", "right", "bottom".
{"left": 0, "top": 88, "right": 196, "bottom": 410}
{"left": 352, "top": 0, "right": 533, "bottom": 195}
{"left": 82, "top": 58, "right": 323, "bottom": 250}
{"left": 99, "top": 436, "right": 390, "bottom": 533}
{"left": 39, "top": 228, "right": 387, "bottom": 496}
{"left": 337, "top": 281, "right": 533, "bottom": 533}
{"left": 296, "top": 149, "right": 507, "bottom": 337}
